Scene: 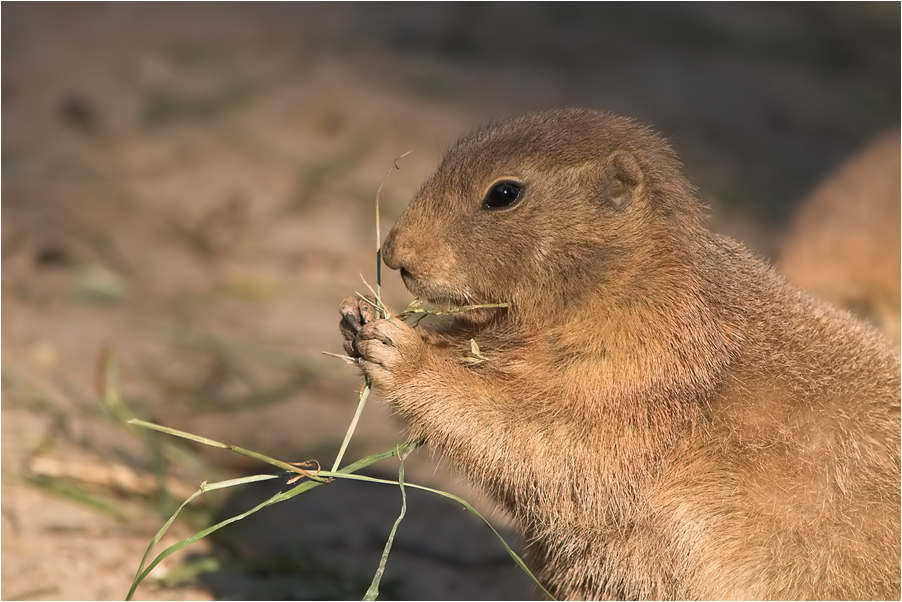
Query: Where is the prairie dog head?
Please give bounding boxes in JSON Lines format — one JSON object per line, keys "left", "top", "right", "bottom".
{"left": 382, "top": 109, "right": 703, "bottom": 318}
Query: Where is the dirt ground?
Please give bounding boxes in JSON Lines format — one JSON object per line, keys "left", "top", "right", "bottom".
{"left": 2, "top": 4, "right": 898, "bottom": 601}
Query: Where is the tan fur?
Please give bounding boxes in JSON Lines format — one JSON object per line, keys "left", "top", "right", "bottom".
{"left": 339, "top": 109, "right": 901, "bottom": 600}
{"left": 779, "top": 129, "right": 901, "bottom": 344}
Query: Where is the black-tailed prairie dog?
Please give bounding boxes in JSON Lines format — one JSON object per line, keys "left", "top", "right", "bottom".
{"left": 780, "top": 129, "right": 901, "bottom": 344}
{"left": 339, "top": 109, "right": 900, "bottom": 600}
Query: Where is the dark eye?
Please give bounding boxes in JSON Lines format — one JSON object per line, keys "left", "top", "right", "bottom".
{"left": 482, "top": 181, "right": 523, "bottom": 210}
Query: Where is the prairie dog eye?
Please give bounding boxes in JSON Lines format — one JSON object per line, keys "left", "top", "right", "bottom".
{"left": 482, "top": 181, "right": 523, "bottom": 210}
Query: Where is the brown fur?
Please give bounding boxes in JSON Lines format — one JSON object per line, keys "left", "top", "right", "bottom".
{"left": 779, "top": 129, "right": 901, "bottom": 344}
{"left": 339, "top": 109, "right": 901, "bottom": 600}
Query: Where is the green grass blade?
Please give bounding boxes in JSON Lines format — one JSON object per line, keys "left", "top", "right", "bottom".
{"left": 126, "top": 433, "right": 423, "bottom": 600}
{"left": 128, "top": 419, "right": 327, "bottom": 481}
{"left": 128, "top": 488, "right": 291, "bottom": 600}
{"left": 373, "top": 152, "right": 411, "bottom": 308}
{"left": 331, "top": 384, "right": 370, "bottom": 472}
{"left": 154, "top": 556, "right": 222, "bottom": 587}
{"left": 127, "top": 419, "right": 554, "bottom": 600}
{"left": 127, "top": 474, "right": 278, "bottom": 600}
{"left": 128, "top": 419, "right": 230, "bottom": 448}
{"left": 98, "top": 349, "right": 135, "bottom": 423}
{"left": 19, "top": 474, "right": 132, "bottom": 522}
{"left": 128, "top": 487, "right": 204, "bottom": 600}
{"left": 363, "top": 449, "right": 408, "bottom": 600}
{"left": 317, "top": 470, "right": 555, "bottom": 601}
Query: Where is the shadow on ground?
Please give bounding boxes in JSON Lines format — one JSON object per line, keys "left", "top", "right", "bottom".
{"left": 199, "top": 470, "right": 537, "bottom": 600}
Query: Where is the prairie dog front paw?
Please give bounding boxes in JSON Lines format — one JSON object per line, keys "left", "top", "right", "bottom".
{"left": 355, "top": 317, "right": 424, "bottom": 391}
{"left": 338, "top": 295, "right": 381, "bottom": 358}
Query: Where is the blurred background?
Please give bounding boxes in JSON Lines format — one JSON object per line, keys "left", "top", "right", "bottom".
{"left": 2, "top": 3, "right": 899, "bottom": 600}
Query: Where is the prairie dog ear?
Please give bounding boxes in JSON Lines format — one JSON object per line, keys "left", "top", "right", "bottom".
{"left": 598, "top": 150, "right": 645, "bottom": 210}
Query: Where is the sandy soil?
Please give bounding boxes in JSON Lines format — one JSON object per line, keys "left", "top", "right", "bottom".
{"left": 2, "top": 4, "right": 898, "bottom": 600}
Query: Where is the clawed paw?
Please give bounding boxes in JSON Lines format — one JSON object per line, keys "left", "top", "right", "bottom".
{"left": 338, "top": 295, "right": 381, "bottom": 358}
{"left": 338, "top": 295, "right": 423, "bottom": 390}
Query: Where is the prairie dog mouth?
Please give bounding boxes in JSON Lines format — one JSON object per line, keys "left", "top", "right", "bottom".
{"left": 399, "top": 270, "right": 472, "bottom": 309}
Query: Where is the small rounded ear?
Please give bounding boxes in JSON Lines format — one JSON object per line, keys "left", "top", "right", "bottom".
{"left": 598, "top": 150, "right": 645, "bottom": 210}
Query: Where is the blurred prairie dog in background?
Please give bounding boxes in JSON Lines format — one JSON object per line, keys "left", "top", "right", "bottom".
{"left": 779, "top": 129, "right": 901, "bottom": 344}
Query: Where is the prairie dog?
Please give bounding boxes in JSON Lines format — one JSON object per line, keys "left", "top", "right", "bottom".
{"left": 780, "top": 128, "right": 901, "bottom": 344}
{"left": 339, "top": 109, "right": 901, "bottom": 600}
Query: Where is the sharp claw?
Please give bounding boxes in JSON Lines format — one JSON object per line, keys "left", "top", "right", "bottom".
{"left": 352, "top": 334, "right": 362, "bottom": 357}
{"left": 341, "top": 311, "right": 361, "bottom": 334}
